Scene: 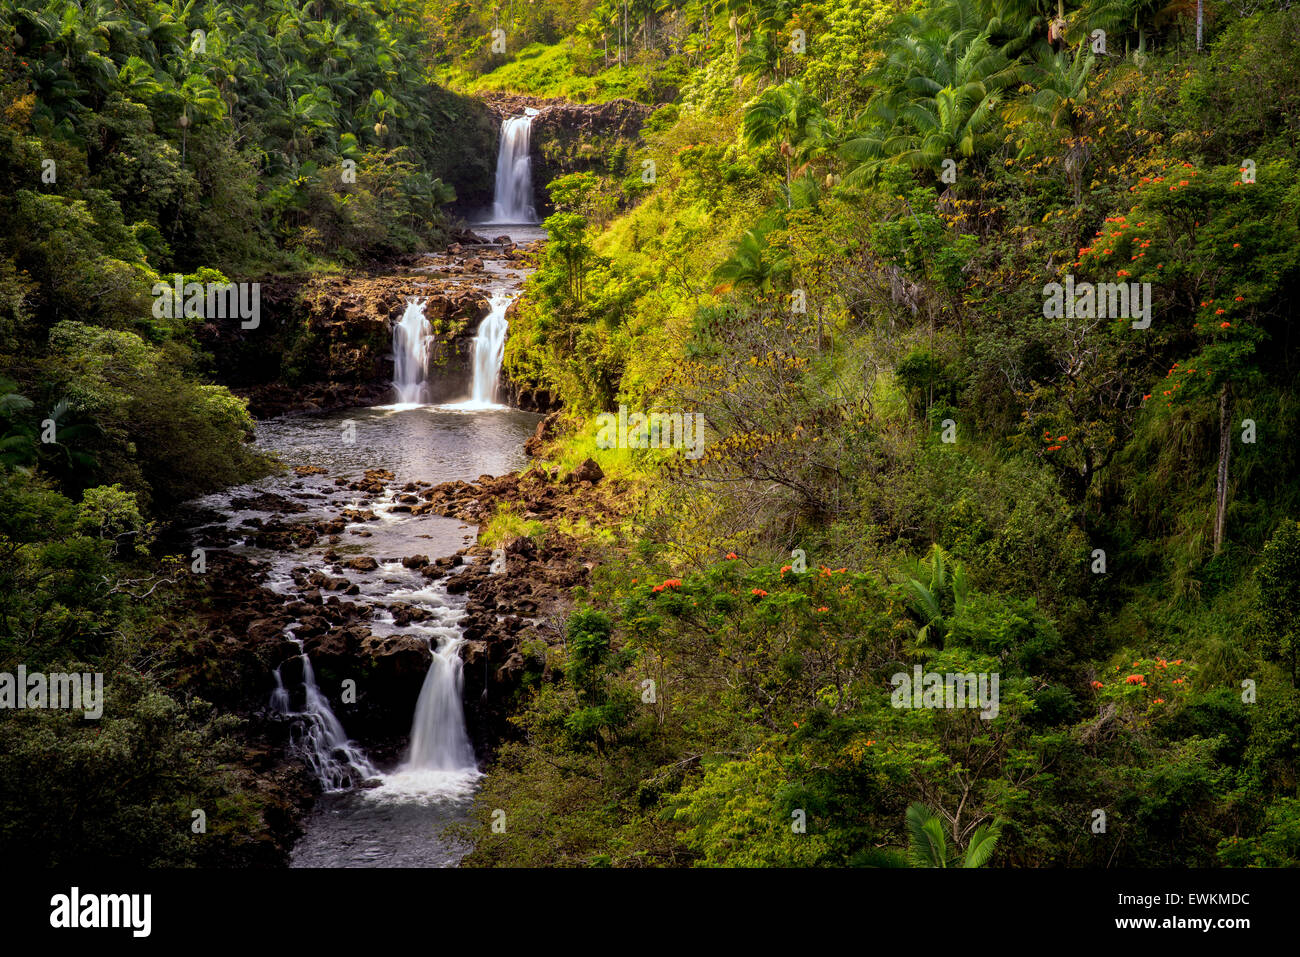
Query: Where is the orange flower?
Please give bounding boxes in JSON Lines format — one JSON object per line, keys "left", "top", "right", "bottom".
{"left": 1232, "top": 242, "right": 1240, "bottom": 248}
{"left": 1153, "top": 698, "right": 1165, "bottom": 704}
{"left": 780, "top": 565, "right": 792, "bottom": 574}
{"left": 751, "top": 588, "right": 768, "bottom": 597}
{"left": 815, "top": 606, "right": 829, "bottom": 613}
{"left": 726, "top": 552, "right": 738, "bottom": 560}
{"left": 1091, "top": 680, "right": 1104, "bottom": 689}
{"left": 1220, "top": 322, "right": 1231, "bottom": 328}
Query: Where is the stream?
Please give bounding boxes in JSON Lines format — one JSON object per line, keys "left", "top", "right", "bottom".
{"left": 189, "top": 111, "right": 547, "bottom": 868}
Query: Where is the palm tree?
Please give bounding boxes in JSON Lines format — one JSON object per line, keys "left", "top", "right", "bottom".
{"left": 1081, "top": 0, "right": 1178, "bottom": 56}
{"left": 1006, "top": 45, "right": 1096, "bottom": 203}
{"left": 280, "top": 87, "right": 334, "bottom": 160}
{"left": 840, "top": 20, "right": 1016, "bottom": 185}
{"left": 171, "top": 71, "right": 225, "bottom": 161}
{"left": 714, "top": 228, "right": 791, "bottom": 295}
{"left": 906, "top": 803, "right": 1003, "bottom": 867}
{"left": 738, "top": 31, "right": 781, "bottom": 81}
{"left": 35, "top": 399, "right": 102, "bottom": 479}
{"left": 1009, "top": 45, "right": 1095, "bottom": 133}
{"left": 901, "top": 544, "right": 968, "bottom": 647}
{"left": 741, "top": 80, "right": 825, "bottom": 206}
{"left": 0, "top": 380, "right": 36, "bottom": 472}
{"left": 711, "top": 0, "right": 750, "bottom": 57}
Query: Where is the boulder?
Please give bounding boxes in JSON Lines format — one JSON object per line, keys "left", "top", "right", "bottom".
{"left": 571, "top": 457, "right": 604, "bottom": 485}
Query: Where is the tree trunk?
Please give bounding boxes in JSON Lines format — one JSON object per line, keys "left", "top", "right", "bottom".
{"left": 1214, "top": 383, "right": 1231, "bottom": 554}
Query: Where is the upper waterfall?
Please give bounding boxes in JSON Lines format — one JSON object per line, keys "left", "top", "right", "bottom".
{"left": 489, "top": 109, "right": 538, "bottom": 224}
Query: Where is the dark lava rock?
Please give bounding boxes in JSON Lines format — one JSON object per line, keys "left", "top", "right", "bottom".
{"left": 570, "top": 457, "right": 604, "bottom": 485}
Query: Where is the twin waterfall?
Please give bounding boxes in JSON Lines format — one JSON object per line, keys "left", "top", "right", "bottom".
{"left": 390, "top": 294, "right": 510, "bottom": 410}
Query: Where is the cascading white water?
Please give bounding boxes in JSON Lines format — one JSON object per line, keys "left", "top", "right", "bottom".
{"left": 404, "top": 636, "right": 476, "bottom": 772}
{"left": 490, "top": 110, "right": 538, "bottom": 224}
{"left": 272, "top": 637, "right": 378, "bottom": 791}
{"left": 468, "top": 294, "right": 510, "bottom": 407}
{"left": 392, "top": 298, "right": 430, "bottom": 405}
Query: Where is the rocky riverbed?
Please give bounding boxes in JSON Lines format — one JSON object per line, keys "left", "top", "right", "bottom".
{"left": 163, "top": 397, "right": 616, "bottom": 862}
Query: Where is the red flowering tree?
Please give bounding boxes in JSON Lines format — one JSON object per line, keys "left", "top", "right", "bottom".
{"left": 1095, "top": 159, "right": 1300, "bottom": 551}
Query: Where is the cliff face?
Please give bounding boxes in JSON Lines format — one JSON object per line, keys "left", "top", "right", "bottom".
{"left": 479, "top": 94, "right": 655, "bottom": 217}
{"left": 427, "top": 86, "right": 500, "bottom": 210}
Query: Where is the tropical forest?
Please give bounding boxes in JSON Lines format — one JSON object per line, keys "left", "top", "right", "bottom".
{"left": 1, "top": 0, "right": 1298, "bottom": 896}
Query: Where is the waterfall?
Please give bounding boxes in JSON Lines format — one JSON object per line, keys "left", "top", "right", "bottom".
{"left": 490, "top": 110, "right": 538, "bottom": 224}
{"left": 467, "top": 294, "right": 510, "bottom": 407}
{"left": 272, "top": 638, "right": 377, "bottom": 791}
{"left": 392, "top": 298, "right": 430, "bottom": 405}
{"left": 404, "top": 636, "right": 476, "bottom": 772}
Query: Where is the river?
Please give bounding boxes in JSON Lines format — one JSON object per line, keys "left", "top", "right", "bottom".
{"left": 188, "top": 110, "right": 548, "bottom": 867}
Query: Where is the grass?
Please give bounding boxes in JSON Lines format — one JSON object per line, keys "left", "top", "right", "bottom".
{"left": 478, "top": 503, "right": 547, "bottom": 548}
{"left": 548, "top": 418, "right": 659, "bottom": 483}
{"left": 441, "top": 43, "right": 654, "bottom": 103}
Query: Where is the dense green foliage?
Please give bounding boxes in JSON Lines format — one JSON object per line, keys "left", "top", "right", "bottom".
{"left": 474, "top": 0, "right": 1300, "bottom": 867}
{"left": 0, "top": 0, "right": 498, "bottom": 865}
{"left": 5, "top": 0, "right": 1300, "bottom": 869}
